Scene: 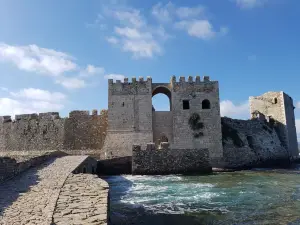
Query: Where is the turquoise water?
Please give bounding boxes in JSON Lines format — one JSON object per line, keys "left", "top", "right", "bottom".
{"left": 105, "top": 166, "right": 300, "bottom": 225}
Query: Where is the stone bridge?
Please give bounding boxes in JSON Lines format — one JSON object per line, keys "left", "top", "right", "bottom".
{"left": 0, "top": 154, "right": 109, "bottom": 225}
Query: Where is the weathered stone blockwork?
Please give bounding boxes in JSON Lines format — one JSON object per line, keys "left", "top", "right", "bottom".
{"left": 222, "top": 117, "right": 290, "bottom": 168}
{"left": 0, "top": 110, "right": 108, "bottom": 156}
{"left": 0, "top": 151, "right": 67, "bottom": 182}
{"left": 249, "top": 91, "right": 298, "bottom": 157}
{"left": 53, "top": 174, "right": 109, "bottom": 225}
{"left": 103, "top": 76, "right": 223, "bottom": 166}
{"left": 132, "top": 144, "right": 211, "bottom": 175}
{"left": 0, "top": 155, "right": 110, "bottom": 225}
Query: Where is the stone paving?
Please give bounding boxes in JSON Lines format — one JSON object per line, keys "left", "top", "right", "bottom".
{"left": 0, "top": 156, "right": 89, "bottom": 225}
{"left": 53, "top": 174, "right": 109, "bottom": 225}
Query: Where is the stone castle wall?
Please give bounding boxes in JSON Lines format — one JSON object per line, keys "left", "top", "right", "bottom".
{"left": 170, "top": 76, "right": 223, "bottom": 160}
{"left": 132, "top": 144, "right": 211, "bottom": 175}
{"left": 0, "top": 110, "right": 108, "bottom": 155}
{"left": 249, "top": 91, "right": 298, "bottom": 157}
{"left": 221, "top": 117, "right": 290, "bottom": 168}
{"left": 152, "top": 111, "right": 173, "bottom": 146}
{"left": 103, "top": 75, "right": 223, "bottom": 165}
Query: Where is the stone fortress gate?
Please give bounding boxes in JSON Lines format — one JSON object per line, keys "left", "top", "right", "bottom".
{"left": 102, "top": 76, "right": 223, "bottom": 166}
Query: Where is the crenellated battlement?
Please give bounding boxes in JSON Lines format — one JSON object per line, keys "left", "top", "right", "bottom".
{"left": 108, "top": 76, "right": 153, "bottom": 95}
{"left": 170, "top": 75, "right": 214, "bottom": 83}
{"left": 108, "top": 76, "right": 153, "bottom": 85}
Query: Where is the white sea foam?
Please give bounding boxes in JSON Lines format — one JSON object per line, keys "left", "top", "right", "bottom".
{"left": 108, "top": 175, "right": 226, "bottom": 214}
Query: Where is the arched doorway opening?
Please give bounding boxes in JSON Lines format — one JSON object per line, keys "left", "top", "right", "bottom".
{"left": 152, "top": 86, "right": 173, "bottom": 147}
{"left": 152, "top": 86, "right": 172, "bottom": 111}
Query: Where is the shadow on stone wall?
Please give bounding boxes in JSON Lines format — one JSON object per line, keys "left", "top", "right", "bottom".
{"left": 97, "top": 157, "right": 132, "bottom": 175}
{"left": 221, "top": 117, "right": 292, "bottom": 169}
{"left": 0, "top": 157, "right": 57, "bottom": 217}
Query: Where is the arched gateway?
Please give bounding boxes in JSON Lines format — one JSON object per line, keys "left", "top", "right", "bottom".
{"left": 102, "top": 76, "right": 223, "bottom": 165}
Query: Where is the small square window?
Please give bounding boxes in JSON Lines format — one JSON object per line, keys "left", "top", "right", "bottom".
{"left": 183, "top": 100, "right": 190, "bottom": 110}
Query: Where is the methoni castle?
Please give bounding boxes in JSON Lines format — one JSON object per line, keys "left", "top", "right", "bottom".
{"left": 0, "top": 75, "right": 298, "bottom": 175}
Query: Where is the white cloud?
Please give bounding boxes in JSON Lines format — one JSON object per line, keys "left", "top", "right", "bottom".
{"left": 235, "top": 0, "right": 266, "bottom": 9}
{"left": 102, "top": 6, "right": 168, "bottom": 59}
{"left": 123, "top": 39, "right": 162, "bottom": 58}
{"left": 79, "top": 64, "right": 105, "bottom": 78}
{"left": 86, "top": 64, "right": 105, "bottom": 75}
{"left": 0, "top": 43, "right": 107, "bottom": 89}
{"left": 0, "top": 43, "right": 77, "bottom": 76}
{"left": 106, "top": 36, "right": 119, "bottom": 44}
{"left": 175, "top": 20, "right": 222, "bottom": 40}
{"left": 0, "top": 98, "right": 64, "bottom": 117}
{"left": 115, "top": 27, "right": 152, "bottom": 39}
{"left": 113, "top": 8, "right": 145, "bottom": 28}
{"left": 220, "top": 100, "right": 250, "bottom": 119}
{"left": 152, "top": 2, "right": 175, "bottom": 23}
{"left": 296, "top": 102, "right": 300, "bottom": 109}
{"left": 55, "top": 77, "right": 86, "bottom": 89}
{"left": 295, "top": 119, "right": 300, "bottom": 141}
{"left": 0, "top": 87, "right": 67, "bottom": 117}
{"left": 152, "top": 3, "right": 205, "bottom": 22}
{"left": 104, "top": 74, "right": 125, "bottom": 81}
{"left": 176, "top": 6, "right": 206, "bottom": 18}
{"left": 10, "top": 88, "right": 66, "bottom": 102}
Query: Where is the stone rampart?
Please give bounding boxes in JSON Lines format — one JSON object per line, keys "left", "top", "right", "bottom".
{"left": 222, "top": 117, "right": 290, "bottom": 168}
{"left": 0, "top": 110, "right": 108, "bottom": 155}
{"left": 132, "top": 143, "right": 211, "bottom": 175}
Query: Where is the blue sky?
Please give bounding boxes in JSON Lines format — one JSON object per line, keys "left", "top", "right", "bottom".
{"left": 0, "top": 0, "right": 300, "bottom": 134}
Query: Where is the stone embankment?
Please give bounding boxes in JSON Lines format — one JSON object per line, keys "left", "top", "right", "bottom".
{"left": 0, "top": 156, "right": 109, "bottom": 225}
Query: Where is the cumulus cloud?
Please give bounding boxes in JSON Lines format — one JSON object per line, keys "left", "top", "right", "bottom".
{"left": 100, "top": 5, "right": 167, "bottom": 59}
{"left": 235, "top": 0, "right": 267, "bottom": 9}
{"left": 0, "top": 88, "right": 67, "bottom": 117}
{"left": 0, "top": 43, "right": 77, "bottom": 76}
{"left": 0, "top": 98, "right": 64, "bottom": 117}
{"left": 104, "top": 74, "right": 125, "bottom": 81}
{"left": 151, "top": 3, "right": 227, "bottom": 40}
{"left": 113, "top": 8, "right": 145, "bottom": 28}
{"left": 220, "top": 100, "right": 250, "bottom": 119}
{"left": 152, "top": 2, "right": 175, "bottom": 23}
{"left": 10, "top": 88, "right": 66, "bottom": 102}
{"left": 55, "top": 77, "right": 86, "bottom": 89}
{"left": 79, "top": 64, "right": 105, "bottom": 78}
{"left": 106, "top": 36, "right": 119, "bottom": 44}
{"left": 0, "top": 43, "right": 106, "bottom": 89}
{"left": 175, "top": 20, "right": 217, "bottom": 40}
{"left": 176, "top": 6, "right": 206, "bottom": 19}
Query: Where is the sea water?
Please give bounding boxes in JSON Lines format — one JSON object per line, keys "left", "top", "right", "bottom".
{"left": 105, "top": 166, "right": 300, "bottom": 225}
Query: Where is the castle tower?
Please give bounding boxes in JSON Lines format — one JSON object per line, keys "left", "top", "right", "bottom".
{"left": 249, "top": 91, "right": 298, "bottom": 157}
{"left": 102, "top": 76, "right": 223, "bottom": 166}
{"left": 101, "top": 77, "right": 154, "bottom": 159}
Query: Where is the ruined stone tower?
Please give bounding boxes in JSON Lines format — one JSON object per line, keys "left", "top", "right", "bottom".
{"left": 249, "top": 91, "right": 298, "bottom": 157}
{"left": 102, "top": 76, "right": 223, "bottom": 164}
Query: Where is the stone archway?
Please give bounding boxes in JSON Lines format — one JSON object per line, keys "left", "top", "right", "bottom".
{"left": 152, "top": 86, "right": 172, "bottom": 111}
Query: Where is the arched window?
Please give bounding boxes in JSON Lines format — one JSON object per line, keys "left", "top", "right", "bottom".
{"left": 202, "top": 99, "right": 210, "bottom": 109}
{"left": 274, "top": 98, "right": 278, "bottom": 104}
